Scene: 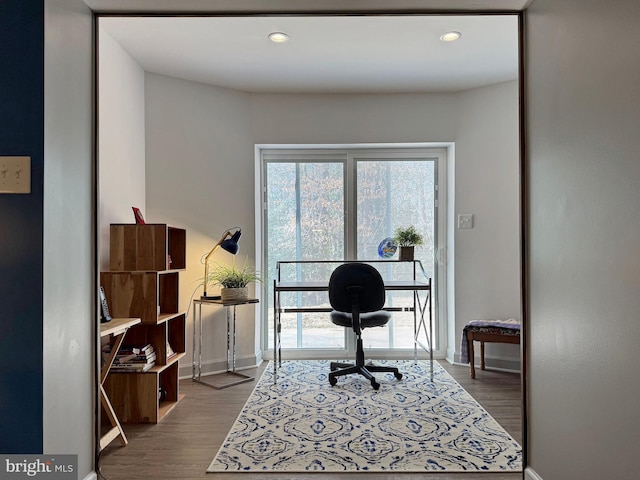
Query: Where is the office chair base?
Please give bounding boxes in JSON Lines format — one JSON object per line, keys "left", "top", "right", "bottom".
{"left": 329, "top": 362, "right": 402, "bottom": 390}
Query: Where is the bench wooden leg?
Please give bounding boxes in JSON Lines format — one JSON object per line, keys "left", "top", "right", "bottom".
{"left": 465, "top": 328, "right": 520, "bottom": 379}
{"left": 466, "top": 331, "right": 475, "bottom": 379}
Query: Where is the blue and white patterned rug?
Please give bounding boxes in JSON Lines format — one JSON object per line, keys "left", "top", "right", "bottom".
{"left": 207, "top": 360, "right": 521, "bottom": 473}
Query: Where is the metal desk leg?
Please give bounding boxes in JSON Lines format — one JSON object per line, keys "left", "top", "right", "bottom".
{"left": 273, "top": 282, "right": 281, "bottom": 383}
{"left": 427, "top": 291, "right": 432, "bottom": 381}
{"left": 273, "top": 307, "right": 281, "bottom": 383}
{"left": 273, "top": 281, "right": 276, "bottom": 381}
{"left": 413, "top": 292, "right": 418, "bottom": 364}
{"left": 413, "top": 289, "right": 434, "bottom": 382}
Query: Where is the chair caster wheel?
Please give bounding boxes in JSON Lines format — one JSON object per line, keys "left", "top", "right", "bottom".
{"left": 329, "top": 375, "right": 337, "bottom": 386}
{"left": 395, "top": 372, "right": 403, "bottom": 380}
{"left": 371, "top": 380, "right": 380, "bottom": 390}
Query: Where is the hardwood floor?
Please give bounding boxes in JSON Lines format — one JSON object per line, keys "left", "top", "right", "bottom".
{"left": 98, "top": 361, "right": 522, "bottom": 480}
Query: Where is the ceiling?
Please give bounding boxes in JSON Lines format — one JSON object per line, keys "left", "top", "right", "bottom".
{"left": 99, "top": 15, "right": 519, "bottom": 94}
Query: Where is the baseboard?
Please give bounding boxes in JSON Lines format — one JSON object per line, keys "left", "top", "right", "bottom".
{"left": 483, "top": 355, "right": 521, "bottom": 373}
{"left": 267, "top": 349, "right": 436, "bottom": 362}
{"left": 179, "top": 353, "right": 260, "bottom": 379}
{"left": 445, "top": 346, "right": 456, "bottom": 365}
{"left": 449, "top": 359, "right": 520, "bottom": 375}
{"left": 450, "top": 352, "right": 521, "bottom": 373}
{"left": 83, "top": 472, "right": 97, "bottom": 480}
{"left": 525, "top": 466, "right": 543, "bottom": 480}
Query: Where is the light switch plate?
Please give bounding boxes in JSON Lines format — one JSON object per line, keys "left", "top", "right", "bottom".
{"left": 0, "top": 156, "right": 31, "bottom": 194}
{"left": 458, "top": 213, "right": 474, "bottom": 229}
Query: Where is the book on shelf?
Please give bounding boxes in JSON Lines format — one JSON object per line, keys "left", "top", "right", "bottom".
{"left": 102, "top": 343, "right": 157, "bottom": 365}
{"left": 138, "top": 343, "right": 154, "bottom": 353}
{"left": 115, "top": 352, "right": 138, "bottom": 363}
{"left": 114, "top": 351, "right": 157, "bottom": 365}
{"left": 118, "top": 343, "right": 154, "bottom": 355}
{"left": 110, "top": 362, "right": 155, "bottom": 373}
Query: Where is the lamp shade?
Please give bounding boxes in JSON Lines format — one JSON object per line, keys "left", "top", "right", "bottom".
{"left": 220, "top": 230, "right": 241, "bottom": 254}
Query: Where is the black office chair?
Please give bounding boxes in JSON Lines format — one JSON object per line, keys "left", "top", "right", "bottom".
{"left": 328, "top": 263, "right": 403, "bottom": 390}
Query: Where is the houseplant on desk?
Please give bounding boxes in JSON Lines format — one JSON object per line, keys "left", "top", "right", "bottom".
{"left": 394, "top": 225, "right": 424, "bottom": 261}
{"left": 207, "top": 260, "right": 262, "bottom": 302}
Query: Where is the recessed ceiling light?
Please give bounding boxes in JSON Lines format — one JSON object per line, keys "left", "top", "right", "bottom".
{"left": 440, "top": 31, "right": 462, "bottom": 42}
{"left": 268, "top": 32, "right": 289, "bottom": 43}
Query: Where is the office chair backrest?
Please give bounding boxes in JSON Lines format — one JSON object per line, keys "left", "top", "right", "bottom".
{"left": 328, "top": 263, "right": 385, "bottom": 313}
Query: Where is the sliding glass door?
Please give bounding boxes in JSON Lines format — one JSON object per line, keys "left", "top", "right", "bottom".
{"left": 264, "top": 154, "right": 347, "bottom": 350}
{"left": 262, "top": 146, "right": 444, "bottom": 357}
{"left": 355, "top": 154, "right": 437, "bottom": 349}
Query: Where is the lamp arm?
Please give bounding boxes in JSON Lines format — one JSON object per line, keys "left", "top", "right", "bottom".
{"left": 202, "top": 230, "right": 233, "bottom": 297}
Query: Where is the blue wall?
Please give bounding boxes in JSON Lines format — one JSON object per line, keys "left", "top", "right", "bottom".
{"left": 0, "top": 0, "right": 44, "bottom": 453}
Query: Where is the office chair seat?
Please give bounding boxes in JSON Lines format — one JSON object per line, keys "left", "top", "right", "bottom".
{"left": 327, "top": 262, "right": 403, "bottom": 390}
{"left": 330, "top": 310, "right": 391, "bottom": 328}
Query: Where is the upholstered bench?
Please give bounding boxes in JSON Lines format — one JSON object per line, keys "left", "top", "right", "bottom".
{"left": 460, "top": 319, "right": 521, "bottom": 379}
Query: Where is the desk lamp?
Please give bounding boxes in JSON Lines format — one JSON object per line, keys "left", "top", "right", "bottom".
{"left": 202, "top": 227, "right": 241, "bottom": 300}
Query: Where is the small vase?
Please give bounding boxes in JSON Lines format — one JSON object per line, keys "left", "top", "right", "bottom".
{"left": 399, "top": 246, "right": 414, "bottom": 261}
{"left": 221, "top": 287, "right": 249, "bottom": 302}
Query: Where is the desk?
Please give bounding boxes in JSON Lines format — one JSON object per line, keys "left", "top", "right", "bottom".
{"left": 99, "top": 317, "right": 141, "bottom": 450}
{"left": 192, "top": 298, "right": 258, "bottom": 389}
{"left": 273, "top": 260, "right": 433, "bottom": 381}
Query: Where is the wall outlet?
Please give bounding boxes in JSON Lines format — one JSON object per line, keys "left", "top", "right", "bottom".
{"left": 457, "top": 213, "right": 474, "bottom": 229}
{"left": 0, "top": 156, "right": 31, "bottom": 194}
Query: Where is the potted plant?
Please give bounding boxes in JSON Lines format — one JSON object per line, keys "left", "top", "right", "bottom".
{"left": 207, "top": 260, "right": 262, "bottom": 302}
{"left": 393, "top": 225, "right": 424, "bottom": 261}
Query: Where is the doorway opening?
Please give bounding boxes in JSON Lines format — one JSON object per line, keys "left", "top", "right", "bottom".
{"left": 96, "top": 12, "right": 524, "bottom": 475}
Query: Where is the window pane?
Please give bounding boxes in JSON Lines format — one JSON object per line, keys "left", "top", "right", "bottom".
{"left": 265, "top": 153, "right": 438, "bottom": 353}
{"left": 266, "top": 162, "right": 345, "bottom": 349}
{"left": 356, "top": 159, "right": 435, "bottom": 349}
{"left": 356, "top": 159, "right": 435, "bottom": 270}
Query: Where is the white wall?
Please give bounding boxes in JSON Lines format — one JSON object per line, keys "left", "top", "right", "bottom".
{"left": 98, "top": 26, "right": 146, "bottom": 270}
{"left": 44, "top": 0, "right": 94, "bottom": 477}
{"left": 526, "top": 1, "right": 640, "bottom": 479}
{"left": 255, "top": 85, "right": 519, "bottom": 369}
{"left": 139, "top": 74, "right": 520, "bottom": 376}
{"left": 454, "top": 81, "right": 521, "bottom": 366}
{"left": 144, "top": 74, "right": 256, "bottom": 375}
{"left": 250, "top": 93, "right": 457, "bottom": 144}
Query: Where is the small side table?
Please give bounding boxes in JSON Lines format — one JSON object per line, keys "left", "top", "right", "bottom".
{"left": 192, "top": 297, "right": 258, "bottom": 389}
{"left": 99, "top": 317, "right": 141, "bottom": 449}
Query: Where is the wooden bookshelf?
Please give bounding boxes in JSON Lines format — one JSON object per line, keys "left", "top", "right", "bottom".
{"left": 101, "top": 224, "right": 186, "bottom": 424}
{"left": 109, "top": 223, "right": 186, "bottom": 271}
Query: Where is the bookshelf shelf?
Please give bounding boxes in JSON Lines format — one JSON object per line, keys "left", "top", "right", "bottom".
{"left": 101, "top": 223, "right": 187, "bottom": 424}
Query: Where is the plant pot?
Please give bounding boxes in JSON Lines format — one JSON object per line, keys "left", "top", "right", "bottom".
{"left": 221, "top": 287, "right": 249, "bottom": 302}
{"left": 399, "top": 246, "right": 415, "bottom": 261}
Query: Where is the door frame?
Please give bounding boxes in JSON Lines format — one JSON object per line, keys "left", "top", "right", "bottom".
{"left": 92, "top": 7, "right": 528, "bottom": 474}
{"left": 257, "top": 143, "right": 449, "bottom": 359}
